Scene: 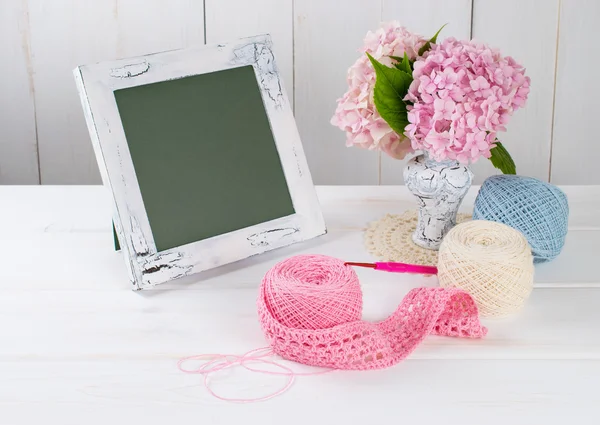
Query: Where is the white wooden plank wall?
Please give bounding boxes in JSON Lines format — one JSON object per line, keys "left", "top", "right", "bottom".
{"left": 27, "top": 1, "right": 119, "bottom": 185}
{"left": 205, "top": 0, "right": 294, "bottom": 108}
{"left": 551, "top": 0, "right": 600, "bottom": 184}
{"left": 470, "top": 0, "right": 559, "bottom": 183}
{"left": 1, "top": 0, "right": 205, "bottom": 185}
{"left": 294, "top": 0, "right": 381, "bottom": 185}
{"left": 0, "top": 1, "right": 40, "bottom": 184}
{"left": 0, "top": 0, "right": 596, "bottom": 185}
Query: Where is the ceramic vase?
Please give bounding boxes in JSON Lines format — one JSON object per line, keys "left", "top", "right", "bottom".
{"left": 403, "top": 152, "right": 473, "bottom": 250}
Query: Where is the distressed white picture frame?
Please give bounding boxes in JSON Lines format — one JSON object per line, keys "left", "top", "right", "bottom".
{"left": 74, "top": 35, "right": 326, "bottom": 290}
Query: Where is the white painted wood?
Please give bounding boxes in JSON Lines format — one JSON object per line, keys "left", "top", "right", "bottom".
{"left": 0, "top": 0, "right": 40, "bottom": 184}
{"left": 1, "top": 285, "right": 600, "bottom": 360}
{"left": 381, "top": 0, "right": 472, "bottom": 39}
{"left": 380, "top": 0, "right": 472, "bottom": 184}
{"left": 205, "top": 0, "right": 293, "bottom": 107}
{"left": 25, "top": 0, "right": 204, "bottom": 184}
{"left": 469, "top": 0, "right": 559, "bottom": 183}
{"left": 1, "top": 360, "right": 599, "bottom": 423}
{"left": 26, "top": 0, "right": 118, "bottom": 184}
{"left": 0, "top": 185, "right": 596, "bottom": 290}
{"left": 0, "top": 185, "right": 599, "bottom": 423}
{"left": 2, "top": 185, "right": 597, "bottom": 233}
{"left": 75, "top": 35, "right": 325, "bottom": 288}
{"left": 551, "top": 0, "right": 600, "bottom": 184}
{"left": 294, "top": 0, "right": 381, "bottom": 184}
{"left": 314, "top": 185, "right": 600, "bottom": 232}
{"left": 115, "top": 0, "right": 205, "bottom": 58}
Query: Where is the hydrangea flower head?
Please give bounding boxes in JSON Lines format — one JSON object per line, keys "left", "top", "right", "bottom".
{"left": 330, "top": 22, "right": 427, "bottom": 159}
{"left": 404, "top": 38, "right": 530, "bottom": 163}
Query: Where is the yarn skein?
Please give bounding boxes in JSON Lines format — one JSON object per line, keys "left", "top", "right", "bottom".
{"left": 437, "top": 220, "right": 534, "bottom": 317}
{"left": 473, "top": 175, "right": 569, "bottom": 263}
{"left": 259, "top": 255, "right": 487, "bottom": 370}
{"left": 262, "top": 254, "right": 363, "bottom": 330}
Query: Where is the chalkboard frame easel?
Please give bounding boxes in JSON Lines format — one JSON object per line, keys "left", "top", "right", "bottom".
{"left": 73, "top": 35, "right": 326, "bottom": 289}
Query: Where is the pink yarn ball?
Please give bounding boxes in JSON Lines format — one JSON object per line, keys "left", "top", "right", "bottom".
{"left": 261, "top": 255, "right": 362, "bottom": 330}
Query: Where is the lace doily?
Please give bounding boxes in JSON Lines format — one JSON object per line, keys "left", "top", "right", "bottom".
{"left": 365, "top": 210, "right": 471, "bottom": 266}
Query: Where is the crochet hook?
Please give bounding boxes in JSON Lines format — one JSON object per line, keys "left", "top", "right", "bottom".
{"left": 344, "top": 261, "right": 438, "bottom": 275}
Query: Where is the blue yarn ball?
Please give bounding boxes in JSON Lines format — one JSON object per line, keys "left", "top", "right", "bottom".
{"left": 473, "top": 175, "right": 569, "bottom": 263}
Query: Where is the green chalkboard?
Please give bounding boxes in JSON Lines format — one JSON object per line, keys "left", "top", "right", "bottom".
{"left": 113, "top": 65, "right": 295, "bottom": 253}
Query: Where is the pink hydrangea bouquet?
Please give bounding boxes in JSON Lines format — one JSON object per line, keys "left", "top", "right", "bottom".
{"left": 331, "top": 22, "right": 530, "bottom": 173}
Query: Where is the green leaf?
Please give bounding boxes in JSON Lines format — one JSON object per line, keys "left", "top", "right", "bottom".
{"left": 397, "top": 52, "right": 413, "bottom": 76}
{"left": 366, "top": 52, "right": 413, "bottom": 136}
{"left": 390, "top": 53, "right": 413, "bottom": 76}
{"left": 489, "top": 141, "right": 517, "bottom": 175}
{"left": 417, "top": 23, "right": 448, "bottom": 56}
{"left": 429, "top": 23, "right": 447, "bottom": 44}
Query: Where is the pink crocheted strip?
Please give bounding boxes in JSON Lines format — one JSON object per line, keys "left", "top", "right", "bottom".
{"left": 258, "top": 287, "right": 487, "bottom": 370}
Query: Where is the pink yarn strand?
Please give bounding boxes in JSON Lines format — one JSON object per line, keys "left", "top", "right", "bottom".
{"left": 238, "top": 347, "right": 334, "bottom": 376}
{"left": 202, "top": 358, "right": 295, "bottom": 403}
{"left": 177, "top": 347, "right": 332, "bottom": 403}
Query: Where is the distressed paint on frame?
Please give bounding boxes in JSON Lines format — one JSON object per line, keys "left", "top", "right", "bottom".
{"left": 74, "top": 35, "right": 326, "bottom": 289}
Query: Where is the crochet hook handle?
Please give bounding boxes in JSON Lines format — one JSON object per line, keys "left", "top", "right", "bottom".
{"left": 376, "top": 262, "right": 438, "bottom": 275}
{"left": 345, "top": 261, "right": 438, "bottom": 275}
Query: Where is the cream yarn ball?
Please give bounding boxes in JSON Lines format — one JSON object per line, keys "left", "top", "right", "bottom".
{"left": 437, "top": 220, "right": 534, "bottom": 317}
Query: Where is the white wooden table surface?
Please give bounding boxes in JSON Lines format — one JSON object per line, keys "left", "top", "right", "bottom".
{"left": 1, "top": 185, "right": 599, "bottom": 424}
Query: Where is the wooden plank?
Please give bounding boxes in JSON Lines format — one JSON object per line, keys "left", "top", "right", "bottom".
{"left": 27, "top": 0, "right": 204, "bottom": 184}
{"left": 380, "top": 0, "right": 472, "bottom": 184}
{"left": 0, "top": 222, "right": 596, "bottom": 292}
{"left": 294, "top": 0, "right": 381, "bottom": 184}
{"left": 2, "top": 185, "right": 598, "bottom": 234}
{"left": 1, "top": 359, "right": 598, "bottom": 423}
{"left": 26, "top": 0, "right": 118, "bottom": 184}
{"left": 1, "top": 284, "right": 600, "bottom": 357}
{"left": 551, "top": 0, "right": 600, "bottom": 184}
{"left": 469, "top": 0, "right": 558, "bottom": 183}
{"left": 0, "top": 186, "right": 596, "bottom": 291}
{"left": 0, "top": 0, "right": 40, "bottom": 184}
{"left": 115, "top": 0, "right": 205, "bottom": 58}
{"left": 381, "top": 0, "right": 472, "bottom": 37}
{"left": 204, "top": 0, "right": 293, "bottom": 107}
{"left": 0, "top": 185, "right": 594, "bottom": 235}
